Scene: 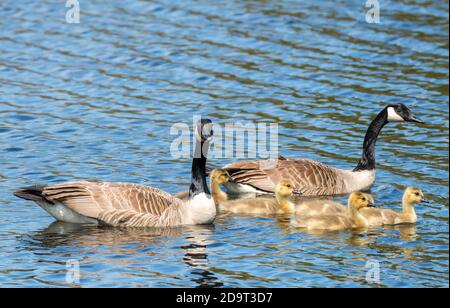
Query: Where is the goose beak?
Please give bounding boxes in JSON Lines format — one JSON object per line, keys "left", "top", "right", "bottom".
{"left": 405, "top": 114, "right": 425, "bottom": 124}
{"left": 202, "top": 131, "right": 214, "bottom": 142}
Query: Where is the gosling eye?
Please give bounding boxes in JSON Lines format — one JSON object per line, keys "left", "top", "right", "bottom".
{"left": 362, "top": 197, "right": 366, "bottom": 201}
{"left": 415, "top": 192, "right": 420, "bottom": 196}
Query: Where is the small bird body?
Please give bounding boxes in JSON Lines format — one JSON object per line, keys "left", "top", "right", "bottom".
{"left": 361, "top": 187, "right": 426, "bottom": 226}
{"left": 292, "top": 192, "right": 374, "bottom": 231}
{"left": 295, "top": 199, "right": 346, "bottom": 216}
{"left": 223, "top": 104, "right": 424, "bottom": 196}
{"left": 219, "top": 180, "right": 296, "bottom": 215}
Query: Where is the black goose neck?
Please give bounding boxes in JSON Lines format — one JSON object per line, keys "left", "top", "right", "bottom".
{"left": 354, "top": 108, "right": 388, "bottom": 172}
{"left": 189, "top": 140, "right": 210, "bottom": 198}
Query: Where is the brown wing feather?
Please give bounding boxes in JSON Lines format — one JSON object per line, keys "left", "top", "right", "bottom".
{"left": 42, "top": 181, "right": 183, "bottom": 226}
{"left": 225, "top": 159, "right": 345, "bottom": 196}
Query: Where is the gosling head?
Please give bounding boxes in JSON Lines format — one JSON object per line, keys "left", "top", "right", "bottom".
{"left": 210, "top": 169, "right": 230, "bottom": 185}
{"left": 386, "top": 103, "right": 424, "bottom": 124}
{"left": 275, "top": 180, "right": 296, "bottom": 198}
{"left": 348, "top": 192, "right": 375, "bottom": 210}
{"left": 404, "top": 187, "right": 427, "bottom": 205}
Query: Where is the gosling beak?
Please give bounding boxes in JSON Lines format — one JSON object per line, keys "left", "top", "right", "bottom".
{"left": 420, "top": 197, "right": 429, "bottom": 204}
{"left": 405, "top": 114, "right": 425, "bottom": 124}
{"left": 293, "top": 188, "right": 302, "bottom": 195}
{"left": 367, "top": 201, "right": 375, "bottom": 208}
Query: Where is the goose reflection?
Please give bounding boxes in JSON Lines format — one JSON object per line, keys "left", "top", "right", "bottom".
{"left": 383, "top": 224, "right": 418, "bottom": 241}
{"left": 181, "top": 225, "right": 223, "bottom": 288}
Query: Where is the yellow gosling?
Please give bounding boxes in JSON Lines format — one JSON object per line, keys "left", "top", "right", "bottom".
{"left": 295, "top": 199, "right": 346, "bottom": 216}
{"left": 292, "top": 192, "right": 374, "bottom": 231}
{"left": 219, "top": 180, "right": 296, "bottom": 214}
{"left": 360, "top": 187, "right": 426, "bottom": 226}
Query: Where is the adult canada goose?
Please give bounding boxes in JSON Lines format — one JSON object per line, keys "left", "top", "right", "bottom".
{"left": 14, "top": 119, "right": 216, "bottom": 228}
{"left": 219, "top": 180, "right": 297, "bottom": 214}
{"left": 175, "top": 169, "right": 230, "bottom": 206}
{"left": 292, "top": 192, "right": 374, "bottom": 231}
{"left": 360, "top": 187, "right": 427, "bottom": 226}
{"left": 223, "top": 104, "right": 424, "bottom": 196}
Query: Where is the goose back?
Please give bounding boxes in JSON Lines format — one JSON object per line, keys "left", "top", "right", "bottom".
{"left": 224, "top": 158, "right": 347, "bottom": 196}
{"left": 42, "top": 181, "right": 186, "bottom": 227}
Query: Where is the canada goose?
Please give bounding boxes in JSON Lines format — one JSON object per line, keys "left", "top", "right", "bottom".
{"left": 14, "top": 119, "right": 216, "bottom": 228}
{"left": 295, "top": 199, "right": 347, "bottom": 216}
{"left": 292, "top": 192, "right": 374, "bottom": 231}
{"left": 219, "top": 180, "right": 297, "bottom": 214}
{"left": 360, "top": 187, "right": 427, "bottom": 226}
{"left": 222, "top": 104, "right": 424, "bottom": 196}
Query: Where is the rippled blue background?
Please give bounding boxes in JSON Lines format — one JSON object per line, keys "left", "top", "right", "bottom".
{"left": 0, "top": 0, "right": 448, "bottom": 287}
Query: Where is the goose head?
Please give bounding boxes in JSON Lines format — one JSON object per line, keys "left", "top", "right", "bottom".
{"left": 210, "top": 169, "right": 230, "bottom": 185}
{"left": 404, "top": 187, "right": 427, "bottom": 205}
{"left": 386, "top": 103, "right": 424, "bottom": 124}
{"left": 275, "top": 180, "right": 296, "bottom": 198}
{"left": 192, "top": 118, "right": 214, "bottom": 160}
{"left": 348, "top": 192, "right": 375, "bottom": 210}
{"left": 197, "top": 118, "right": 214, "bottom": 143}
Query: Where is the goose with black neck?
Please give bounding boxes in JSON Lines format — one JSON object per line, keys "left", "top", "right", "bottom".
{"left": 223, "top": 103, "right": 425, "bottom": 197}
{"left": 13, "top": 119, "right": 216, "bottom": 228}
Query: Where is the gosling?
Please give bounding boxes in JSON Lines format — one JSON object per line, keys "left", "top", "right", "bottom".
{"left": 219, "top": 180, "right": 297, "bottom": 214}
{"left": 209, "top": 169, "right": 230, "bottom": 206}
{"left": 292, "top": 192, "right": 374, "bottom": 231}
{"left": 360, "top": 187, "right": 426, "bottom": 226}
{"left": 295, "top": 199, "right": 346, "bottom": 216}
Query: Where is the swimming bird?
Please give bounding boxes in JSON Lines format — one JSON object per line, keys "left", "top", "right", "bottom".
{"left": 292, "top": 192, "right": 374, "bottom": 231}
{"left": 222, "top": 104, "right": 424, "bottom": 196}
{"left": 360, "top": 187, "right": 427, "bottom": 226}
{"left": 14, "top": 119, "right": 216, "bottom": 228}
{"left": 219, "top": 180, "right": 297, "bottom": 214}
{"left": 209, "top": 169, "right": 230, "bottom": 205}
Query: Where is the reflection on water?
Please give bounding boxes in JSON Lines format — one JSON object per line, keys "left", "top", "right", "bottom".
{"left": 23, "top": 222, "right": 222, "bottom": 287}
{"left": 0, "top": 0, "right": 448, "bottom": 287}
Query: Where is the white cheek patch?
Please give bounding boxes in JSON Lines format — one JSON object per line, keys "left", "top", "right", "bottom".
{"left": 387, "top": 107, "right": 405, "bottom": 122}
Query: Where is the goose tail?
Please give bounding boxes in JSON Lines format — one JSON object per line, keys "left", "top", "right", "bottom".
{"left": 14, "top": 185, "right": 52, "bottom": 204}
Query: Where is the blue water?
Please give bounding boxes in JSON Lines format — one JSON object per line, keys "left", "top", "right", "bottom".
{"left": 0, "top": 0, "right": 448, "bottom": 288}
